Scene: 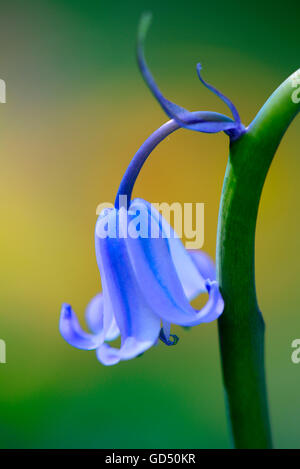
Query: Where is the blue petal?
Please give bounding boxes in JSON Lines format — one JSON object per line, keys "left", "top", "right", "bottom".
{"left": 85, "top": 293, "right": 120, "bottom": 341}
{"left": 137, "top": 13, "right": 238, "bottom": 134}
{"left": 105, "top": 316, "right": 120, "bottom": 342}
{"left": 134, "top": 199, "right": 207, "bottom": 299}
{"left": 188, "top": 250, "right": 216, "bottom": 283}
{"left": 185, "top": 279, "right": 224, "bottom": 325}
{"left": 125, "top": 199, "right": 224, "bottom": 326}
{"left": 97, "top": 337, "right": 155, "bottom": 366}
{"left": 85, "top": 293, "right": 103, "bottom": 334}
{"left": 135, "top": 200, "right": 218, "bottom": 298}
{"left": 59, "top": 303, "right": 106, "bottom": 350}
{"left": 94, "top": 208, "right": 161, "bottom": 364}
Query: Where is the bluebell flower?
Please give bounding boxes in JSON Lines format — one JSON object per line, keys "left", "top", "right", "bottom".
{"left": 137, "top": 13, "right": 245, "bottom": 141}
{"left": 59, "top": 14, "right": 231, "bottom": 366}
{"left": 60, "top": 199, "right": 223, "bottom": 365}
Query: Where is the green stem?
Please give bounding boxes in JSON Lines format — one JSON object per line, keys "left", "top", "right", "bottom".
{"left": 217, "top": 70, "right": 300, "bottom": 449}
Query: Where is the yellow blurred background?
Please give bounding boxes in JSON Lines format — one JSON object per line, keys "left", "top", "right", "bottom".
{"left": 0, "top": 0, "right": 299, "bottom": 448}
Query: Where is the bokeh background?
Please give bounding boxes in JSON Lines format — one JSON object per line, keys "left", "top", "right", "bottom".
{"left": 0, "top": 0, "right": 299, "bottom": 449}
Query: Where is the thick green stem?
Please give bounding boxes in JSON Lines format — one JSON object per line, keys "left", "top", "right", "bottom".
{"left": 217, "top": 71, "right": 300, "bottom": 448}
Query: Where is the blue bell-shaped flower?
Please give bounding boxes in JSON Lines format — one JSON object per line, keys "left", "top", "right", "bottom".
{"left": 60, "top": 199, "right": 223, "bottom": 365}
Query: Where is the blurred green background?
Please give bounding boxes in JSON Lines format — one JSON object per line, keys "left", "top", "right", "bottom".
{"left": 0, "top": 0, "right": 299, "bottom": 449}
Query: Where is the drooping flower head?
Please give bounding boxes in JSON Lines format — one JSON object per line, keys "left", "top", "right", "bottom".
{"left": 59, "top": 14, "right": 234, "bottom": 366}
{"left": 60, "top": 198, "right": 223, "bottom": 365}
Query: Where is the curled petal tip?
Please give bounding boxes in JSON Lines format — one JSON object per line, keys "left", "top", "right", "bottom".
{"left": 167, "top": 334, "right": 179, "bottom": 346}
{"left": 59, "top": 303, "right": 105, "bottom": 350}
{"left": 159, "top": 328, "right": 180, "bottom": 346}
{"left": 61, "top": 303, "right": 72, "bottom": 317}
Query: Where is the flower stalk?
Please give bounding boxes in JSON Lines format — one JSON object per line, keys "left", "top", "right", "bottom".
{"left": 115, "top": 119, "right": 180, "bottom": 208}
{"left": 217, "top": 70, "right": 300, "bottom": 449}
